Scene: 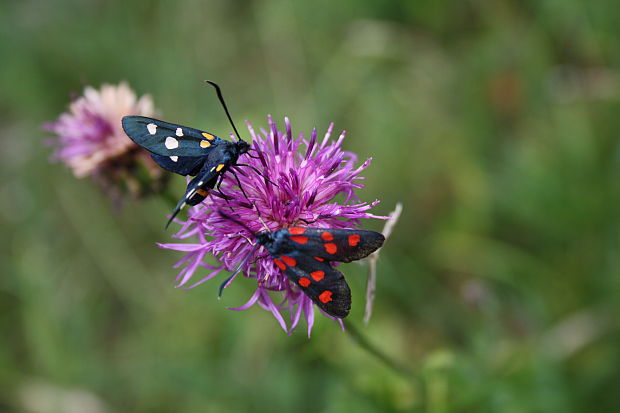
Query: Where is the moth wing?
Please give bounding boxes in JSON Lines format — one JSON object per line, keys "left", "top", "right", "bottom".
{"left": 150, "top": 154, "right": 205, "bottom": 176}
{"left": 164, "top": 158, "right": 225, "bottom": 228}
{"left": 121, "top": 115, "right": 223, "bottom": 157}
{"left": 285, "top": 228, "right": 385, "bottom": 263}
{"left": 277, "top": 251, "right": 351, "bottom": 318}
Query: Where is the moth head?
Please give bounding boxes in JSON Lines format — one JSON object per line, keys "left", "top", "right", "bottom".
{"left": 236, "top": 140, "right": 251, "bottom": 154}
{"left": 255, "top": 231, "right": 274, "bottom": 246}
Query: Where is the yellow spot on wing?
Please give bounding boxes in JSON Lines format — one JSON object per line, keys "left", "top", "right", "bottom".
{"left": 202, "top": 132, "right": 215, "bottom": 140}
{"left": 200, "top": 140, "right": 211, "bottom": 148}
{"left": 216, "top": 164, "right": 225, "bottom": 172}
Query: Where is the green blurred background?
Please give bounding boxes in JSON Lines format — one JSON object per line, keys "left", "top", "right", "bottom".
{"left": 2, "top": 0, "right": 620, "bottom": 412}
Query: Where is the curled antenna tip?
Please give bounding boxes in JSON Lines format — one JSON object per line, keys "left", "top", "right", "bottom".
{"left": 203, "top": 80, "right": 244, "bottom": 143}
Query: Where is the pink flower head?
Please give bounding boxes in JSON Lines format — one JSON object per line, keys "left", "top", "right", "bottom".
{"left": 45, "top": 82, "right": 167, "bottom": 200}
{"left": 159, "top": 116, "right": 386, "bottom": 336}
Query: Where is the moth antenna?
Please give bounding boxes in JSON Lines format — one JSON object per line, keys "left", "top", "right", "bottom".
{"left": 217, "top": 210, "right": 256, "bottom": 236}
{"left": 205, "top": 80, "right": 244, "bottom": 143}
{"left": 218, "top": 243, "right": 261, "bottom": 298}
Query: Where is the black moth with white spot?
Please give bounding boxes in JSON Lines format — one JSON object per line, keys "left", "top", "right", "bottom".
{"left": 121, "top": 82, "right": 251, "bottom": 228}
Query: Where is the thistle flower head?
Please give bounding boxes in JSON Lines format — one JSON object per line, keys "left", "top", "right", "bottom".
{"left": 45, "top": 82, "right": 167, "bottom": 200}
{"left": 160, "top": 116, "right": 385, "bottom": 335}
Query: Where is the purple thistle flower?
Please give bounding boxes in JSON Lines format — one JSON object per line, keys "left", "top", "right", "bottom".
{"left": 45, "top": 82, "right": 167, "bottom": 201}
{"left": 159, "top": 116, "right": 386, "bottom": 336}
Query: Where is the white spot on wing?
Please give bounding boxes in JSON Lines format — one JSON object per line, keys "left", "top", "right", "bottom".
{"left": 165, "top": 136, "right": 179, "bottom": 150}
{"left": 147, "top": 123, "right": 157, "bottom": 135}
{"left": 176, "top": 128, "right": 183, "bottom": 137}
{"left": 170, "top": 156, "right": 178, "bottom": 162}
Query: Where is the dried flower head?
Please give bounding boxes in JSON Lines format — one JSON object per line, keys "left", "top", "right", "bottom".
{"left": 45, "top": 82, "right": 167, "bottom": 201}
{"left": 159, "top": 116, "right": 386, "bottom": 335}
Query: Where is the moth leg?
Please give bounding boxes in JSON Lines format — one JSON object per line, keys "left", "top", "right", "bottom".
{"left": 229, "top": 169, "right": 251, "bottom": 204}
{"left": 235, "top": 164, "right": 279, "bottom": 187}
{"left": 213, "top": 173, "right": 231, "bottom": 200}
{"left": 250, "top": 253, "right": 270, "bottom": 264}
{"left": 213, "top": 172, "right": 252, "bottom": 208}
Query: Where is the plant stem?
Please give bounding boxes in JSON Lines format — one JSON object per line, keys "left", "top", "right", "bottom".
{"left": 343, "top": 319, "right": 414, "bottom": 379}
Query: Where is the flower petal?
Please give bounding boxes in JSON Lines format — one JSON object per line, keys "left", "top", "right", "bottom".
{"left": 228, "top": 289, "right": 261, "bottom": 311}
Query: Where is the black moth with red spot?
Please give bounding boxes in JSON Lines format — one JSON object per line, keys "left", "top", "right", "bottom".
{"left": 254, "top": 226, "right": 385, "bottom": 318}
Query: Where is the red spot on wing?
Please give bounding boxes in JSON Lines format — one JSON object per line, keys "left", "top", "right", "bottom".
{"left": 299, "top": 277, "right": 311, "bottom": 287}
{"left": 319, "top": 290, "right": 333, "bottom": 303}
{"left": 324, "top": 243, "right": 337, "bottom": 254}
{"left": 314, "top": 257, "right": 325, "bottom": 262}
{"left": 321, "top": 231, "right": 334, "bottom": 241}
{"left": 281, "top": 255, "right": 297, "bottom": 267}
{"left": 289, "top": 227, "right": 306, "bottom": 235}
{"left": 290, "top": 236, "right": 308, "bottom": 245}
{"left": 348, "top": 234, "right": 361, "bottom": 247}
{"left": 310, "top": 271, "right": 325, "bottom": 281}
{"left": 274, "top": 259, "right": 286, "bottom": 270}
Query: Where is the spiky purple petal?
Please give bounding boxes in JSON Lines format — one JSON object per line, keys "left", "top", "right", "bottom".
{"left": 161, "top": 116, "right": 386, "bottom": 334}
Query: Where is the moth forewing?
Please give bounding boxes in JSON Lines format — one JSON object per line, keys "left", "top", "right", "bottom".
{"left": 282, "top": 227, "right": 386, "bottom": 262}
{"left": 121, "top": 116, "right": 222, "bottom": 158}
